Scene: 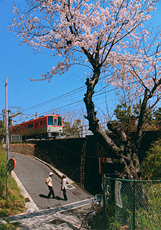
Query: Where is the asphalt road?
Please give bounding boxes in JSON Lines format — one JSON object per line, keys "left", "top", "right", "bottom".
{"left": 10, "top": 152, "right": 92, "bottom": 210}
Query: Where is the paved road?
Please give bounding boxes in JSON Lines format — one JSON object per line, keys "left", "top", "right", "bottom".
{"left": 10, "top": 152, "right": 92, "bottom": 210}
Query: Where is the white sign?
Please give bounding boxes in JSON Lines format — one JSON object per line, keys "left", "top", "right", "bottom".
{"left": 107, "top": 158, "right": 113, "bottom": 163}
{"left": 115, "top": 181, "right": 123, "bottom": 208}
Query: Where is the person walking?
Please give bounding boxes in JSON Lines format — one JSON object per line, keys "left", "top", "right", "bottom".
{"left": 61, "top": 175, "right": 68, "bottom": 201}
{"left": 46, "top": 172, "right": 56, "bottom": 198}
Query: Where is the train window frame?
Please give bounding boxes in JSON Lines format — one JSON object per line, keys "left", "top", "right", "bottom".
{"left": 54, "top": 119, "right": 57, "bottom": 126}
{"left": 28, "top": 123, "right": 33, "bottom": 129}
{"left": 35, "top": 122, "right": 38, "bottom": 128}
{"left": 58, "top": 117, "right": 62, "bottom": 126}
{"left": 48, "top": 116, "right": 53, "bottom": 126}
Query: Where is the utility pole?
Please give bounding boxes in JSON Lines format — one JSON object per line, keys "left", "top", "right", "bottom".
{"left": 5, "top": 78, "right": 22, "bottom": 201}
{"left": 5, "top": 77, "right": 10, "bottom": 201}
{"left": 5, "top": 77, "right": 8, "bottom": 144}
{"left": 6, "top": 109, "right": 22, "bottom": 202}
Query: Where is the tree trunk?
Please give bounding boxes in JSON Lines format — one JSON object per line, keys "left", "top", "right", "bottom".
{"left": 83, "top": 72, "right": 144, "bottom": 180}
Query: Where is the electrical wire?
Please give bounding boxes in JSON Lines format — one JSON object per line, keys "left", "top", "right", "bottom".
{"left": 16, "top": 73, "right": 114, "bottom": 113}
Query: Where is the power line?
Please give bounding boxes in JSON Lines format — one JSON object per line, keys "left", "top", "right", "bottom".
{"left": 15, "top": 73, "right": 112, "bottom": 112}
{"left": 20, "top": 84, "right": 117, "bottom": 113}
{"left": 11, "top": 70, "right": 117, "bottom": 120}
{"left": 21, "top": 86, "right": 86, "bottom": 112}
{"left": 13, "top": 69, "right": 111, "bottom": 113}
{"left": 14, "top": 67, "right": 87, "bottom": 107}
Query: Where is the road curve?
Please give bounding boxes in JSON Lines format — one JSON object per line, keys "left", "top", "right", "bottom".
{"left": 10, "top": 152, "right": 92, "bottom": 210}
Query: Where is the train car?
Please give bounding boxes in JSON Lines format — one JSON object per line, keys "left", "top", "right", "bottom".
{"left": 10, "top": 114, "right": 63, "bottom": 141}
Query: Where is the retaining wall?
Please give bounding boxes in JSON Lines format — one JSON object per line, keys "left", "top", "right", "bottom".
{"left": 8, "top": 131, "right": 161, "bottom": 194}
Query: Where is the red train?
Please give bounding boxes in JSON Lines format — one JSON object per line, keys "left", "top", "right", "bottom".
{"left": 10, "top": 114, "right": 63, "bottom": 141}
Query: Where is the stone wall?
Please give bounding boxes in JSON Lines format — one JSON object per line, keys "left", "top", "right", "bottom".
{"left": 9, "top": 143, "right": 35, "bottom": 156}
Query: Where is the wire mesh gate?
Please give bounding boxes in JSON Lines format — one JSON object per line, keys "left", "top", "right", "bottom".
{"left": 103, "top": 176, "right": 161, "bottom": 230}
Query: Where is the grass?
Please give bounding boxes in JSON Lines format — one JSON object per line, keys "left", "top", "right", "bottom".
{"left": 91, "top": 181, "right": 161, "bottom": 230}
{"left": 102, "top": 183, "right": 161, "bottom": 230}
{"left": 0, "top": 147, "right": 25, "bottom": 229}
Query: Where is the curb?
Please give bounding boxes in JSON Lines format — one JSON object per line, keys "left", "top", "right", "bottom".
{"left": 11, "top": 171, "right": 39, "bottom": 212}
{"left": 8, "top": 198, "right": 92, "bottom": 223}
{"left": 32, "top": 156, "right": 75, "bottom": 185}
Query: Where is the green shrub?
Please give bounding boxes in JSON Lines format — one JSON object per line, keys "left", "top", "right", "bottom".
{"left": 0, "top": 218, "right": 19, "bottom": 230}
{"left": 0, "top": 120, "right": 5, "bottom": 145}
{"left": 141, "top": 139, "right": 161, "bottom": 180}
{"left": 0, "top": 149, "right": 7, "bottom": 196}
{"left": 0, "top": 147, "right": 25, "bottom": 218}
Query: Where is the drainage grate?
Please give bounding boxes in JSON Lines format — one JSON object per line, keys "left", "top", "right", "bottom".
{"left": 67, "top": 184, "right": 75, "bottom": 189}
{"left": 50, "top": 219, "right": 65, "bottom": 225}
{"left": 25, "top": 197, "right": 30, "bottom": 202}
{"left": 72, "top": 191, "right": 81, "bottom": 195}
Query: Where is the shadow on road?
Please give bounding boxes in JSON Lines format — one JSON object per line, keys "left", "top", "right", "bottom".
{"left": 39, "top": 194, "right": 63, "bottom": 200}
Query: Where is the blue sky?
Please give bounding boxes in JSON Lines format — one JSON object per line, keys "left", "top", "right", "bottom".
{"left": 0, "top": 0, "right": 161, "bottom": 126}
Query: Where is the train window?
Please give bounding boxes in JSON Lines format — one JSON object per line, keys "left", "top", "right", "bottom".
{"left": 48, "top": 116, "right": 53, "bottom": 125}
{"left": 58, "top": 117, "right": 62, "bottom": 126}
{"left": 28, "top": 124, "right": 33, "bottom": 129}
{"left": 37, "top": 122, "right": 38, "bottom": 127}
{"left": 40, "top": 121, "right": 42, "bottom": 127}
{"left": 54, "top": 119, "right": 57, "bottom": 126}
{"left": 24, "top": 125, "right": 26, "bottom": 130}
{"left": 44, "top": 120, "right": 45, "bottom": 126}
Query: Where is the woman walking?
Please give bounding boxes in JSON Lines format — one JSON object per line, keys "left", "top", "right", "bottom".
{"left": 61, "top": 175, "right": 68, "bottom": 201}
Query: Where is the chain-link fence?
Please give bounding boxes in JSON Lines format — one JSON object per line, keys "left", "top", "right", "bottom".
{"left": 103, "top": 176, "right": 161, "bottom": 230}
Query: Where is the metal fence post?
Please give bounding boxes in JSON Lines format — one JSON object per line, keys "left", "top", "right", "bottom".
{"left": 103, "top": 175, "right": 106, "bottom": 217}
{"left": 133, "top": 180, "right": 135, "bottom": 230}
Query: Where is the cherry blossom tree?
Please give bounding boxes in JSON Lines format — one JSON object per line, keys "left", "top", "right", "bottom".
{"left": 9, "top": 0, "right": 161, "bottom": 179}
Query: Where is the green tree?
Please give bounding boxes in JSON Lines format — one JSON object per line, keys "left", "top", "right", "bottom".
{"left": 0, "top": 120, "right": 5, "bottom": 145}
{"left": 141, "top": 139, "right": 161, "bottom": 180}
{"left": 63, "top": 119, "right": 82, "bottom": 137}
{"left": 113, "top": 99, "right": 157, "bottom": 132}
